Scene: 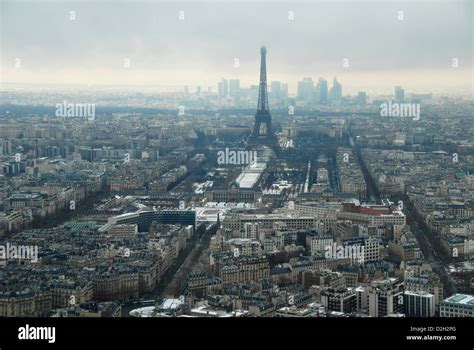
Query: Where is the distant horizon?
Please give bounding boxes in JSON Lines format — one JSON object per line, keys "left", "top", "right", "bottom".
{"left": 0, "top": 79, "right": 471, "bottom": 98}
{"left": 1, "top": 0, "right": 472, "bottom": 97}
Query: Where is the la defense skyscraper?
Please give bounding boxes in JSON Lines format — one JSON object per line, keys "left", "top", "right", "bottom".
{"left": 246, "top": 46, "right": 281, "bottom": 154}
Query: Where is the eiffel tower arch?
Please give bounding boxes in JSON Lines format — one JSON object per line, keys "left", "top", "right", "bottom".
{"left": 246, "top": 46, "right": 281, "bottom": 154}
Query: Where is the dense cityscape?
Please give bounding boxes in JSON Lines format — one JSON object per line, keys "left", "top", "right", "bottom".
{"left": 1, "top": 42, "right": 472, "bottom": 319}
{"left": 0, "top": 1, "right": 473, "bottom": 347}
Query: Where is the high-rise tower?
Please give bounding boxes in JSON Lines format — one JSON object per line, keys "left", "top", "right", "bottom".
{"left": 246, "top": 46, "right": 280, "bottom": 154}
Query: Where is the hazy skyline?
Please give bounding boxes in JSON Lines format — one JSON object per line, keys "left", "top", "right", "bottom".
{"left": 1, "top": 0, "right": 472, "bottom": 95}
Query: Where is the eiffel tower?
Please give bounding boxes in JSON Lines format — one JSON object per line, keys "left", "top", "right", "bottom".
{"left": 246, "top": 46, "right": 280, "bottom": 154}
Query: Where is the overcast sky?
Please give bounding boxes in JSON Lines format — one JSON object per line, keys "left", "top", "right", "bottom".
{"left": 1, "top": 0, "right": 472, "bottom": 95}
